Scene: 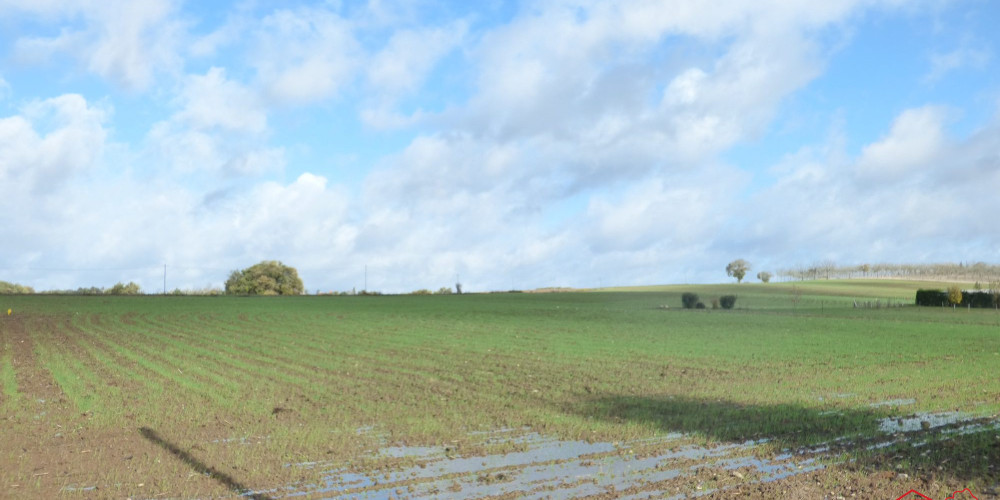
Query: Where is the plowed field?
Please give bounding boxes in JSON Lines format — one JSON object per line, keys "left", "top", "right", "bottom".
{"left": 1, "top": 286, "right": 998, "bottom": 499}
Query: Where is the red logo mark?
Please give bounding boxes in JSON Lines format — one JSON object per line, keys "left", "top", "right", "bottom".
{"left": 897, "top": 491, "right": 933, "bottom": 500}
{"left": 945, "top": 489, "right": 980, "bottom": 500}
{"left": 895, "top": 489, "right": 979, "bottom": 500}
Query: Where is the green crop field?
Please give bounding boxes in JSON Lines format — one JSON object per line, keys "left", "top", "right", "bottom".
{"left": 1, "top": 281, "right": 998, "bottom": 498}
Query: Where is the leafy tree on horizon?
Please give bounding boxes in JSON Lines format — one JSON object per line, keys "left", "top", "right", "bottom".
{"left": 726, "top": 259, "right": 751, "bottom": 283}
{"left": 757, "top": 271, "right": 772, "bottom": 283}
{"left": 226, "top": 260, "right": 304, "bottom": 296}
{"left": 948, "top": 285, "right": 963, "bottom": 307}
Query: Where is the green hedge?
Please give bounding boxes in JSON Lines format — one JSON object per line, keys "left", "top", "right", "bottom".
{"left": 915, "top": 289, "right": 947, "bottom": 306}
{"left": 916, "top": 289, "right": 998, "bottom": 308}
{"left": 963, "top": 291, "right": 996, "bottom": 308}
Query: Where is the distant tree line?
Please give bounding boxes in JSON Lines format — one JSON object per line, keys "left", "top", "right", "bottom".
{"left": 408, "top": 287, "right": 457, "bottom": 295}
{"left": 0, "top": 280, "right": 34, "bottom": 294}
{"left": 168, "top": 287, "right": 224, "bottom": 296}
{"left": 41, "top": 282, "right": 143, "bottom": 295}
{"left": 778, "top": 262, "right": 1000, "bottom": 282}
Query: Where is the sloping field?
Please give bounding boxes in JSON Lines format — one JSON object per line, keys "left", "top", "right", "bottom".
{"left": 0, "top": 284, "right": 998, "bottom": 498}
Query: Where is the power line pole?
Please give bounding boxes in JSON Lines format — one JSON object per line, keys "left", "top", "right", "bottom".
{"left": 163, "top": 264, "right": 167, "bottom": 295}
{"left": 364, "top": 264, "right": 368, "bottom": 292}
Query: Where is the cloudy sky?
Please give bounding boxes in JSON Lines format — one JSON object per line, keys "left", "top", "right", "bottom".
{"left": 1, "top": 0, "right": 998, "bottom": 293}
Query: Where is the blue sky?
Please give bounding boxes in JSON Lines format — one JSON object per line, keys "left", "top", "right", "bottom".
{"left": 1, "top": 0, "right": 999, "bottom": 293}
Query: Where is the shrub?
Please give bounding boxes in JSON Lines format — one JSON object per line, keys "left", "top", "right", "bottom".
{"left": 681, "top": 292, "right": 699, "bottom": 309}
{"left": 410, "top": 289, "right": 432, "bottom": 295}
{"left": 695, "top": 302, "right": 706, "bottom": 309}
{"left": 719, "top": 295, "right": 737, "bottom": 309}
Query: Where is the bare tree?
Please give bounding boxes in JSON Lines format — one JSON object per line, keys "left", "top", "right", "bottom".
{"left": 816, "top": 260, "right": 836, "bottom": 280}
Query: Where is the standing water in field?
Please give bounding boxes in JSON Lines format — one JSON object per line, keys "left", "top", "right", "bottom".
{"left": 252, "top": 407, "right": 1000, "bottom": 499}
{"left": 270, "top": 428, "right": 823, "bottom": 499}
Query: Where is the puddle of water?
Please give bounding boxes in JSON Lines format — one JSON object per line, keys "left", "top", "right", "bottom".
{"left": 61, "top": 485, "right": 97, "bottom": 492}
{"left": 270, "top": 411, "right": 998, "bottom": 499}
{"left": 879, "top": 412, "right": 969, "bottom": 433}
{"left": 948, "top": 420, "right": 1000, "bottom": 437}
{"left": 281, "top": 431, "right": 817, "bottom": 499}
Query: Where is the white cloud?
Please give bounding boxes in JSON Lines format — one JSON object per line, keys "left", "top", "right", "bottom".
{"left": 217, "top": 173, "right": 353, "bottom": 257}
{"left": 925, "top": 46, "right": 991, "bottom": 82}
{"left": 345, "top": 0, "right": 901, "bottom": 289}
{"left": 9, "top": 0, "right": 183, "bottom": 90}
{"left": 0, "top": 167, "right": 355, "bottom": 291}
{"left": 220, "top": 149, "right": 286, "bottom": 177}
{"left": 0, "top": 94, "right": 108, "bottom": 193}
{"left": 367, "top": 23, "right": 466, "bottom": 96}
{"left": 358, "top": 106, "right": 428, "bottom": 129}
{"left": 251, "top": 7, "right": 361, "bottom": 104}
{"left": 144, "top": 121, "right": 284, "bottom": 177}
{"left": 0, "top": 75, "right": 10, "bottom": 101}
{"left": 856, "top": 106, "right": 948, "bottom": 181}
{"left": 7, "top": 0, "right": 997, "bottom": 293}
{"left": 584, "top": 169, "right": 743, "bottom": 254}
{"left": 448, "top": 0, "right": 843, "bottom": 187}
{"left": 357, "top": 21, "right": 467, "bottom": 130}
{"left": 144, "top": 67, "right": 277, "bottom": 177}
{"left": 86, "top": 1, "right": 182, "bottom": 90}
{"left": 735, "top": 105, "right": 1000, "bottom": 272}
{"left": 188, "top": 7, "right": 253, "bottom": 58}
{"left": 176, "top": 67, "right": 266, "bottom": 134}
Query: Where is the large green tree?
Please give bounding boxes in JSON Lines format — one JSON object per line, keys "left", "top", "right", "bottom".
{"left": 226, "top": 261, "right": 304, "bottom": 295}
{"left": 726, "top": 259, "right": 751, "bottom": 283}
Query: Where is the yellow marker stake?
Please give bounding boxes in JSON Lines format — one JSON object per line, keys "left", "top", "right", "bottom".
{"left": 6, "top": 309, "right": 10, "bottom": 316}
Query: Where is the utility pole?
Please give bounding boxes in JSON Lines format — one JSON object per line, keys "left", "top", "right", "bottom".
{"left": 364, "top": 264, "right": 368, "bottom": 292}
{"left": 163, "top": 264, "right": 167, "bottom": 295}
